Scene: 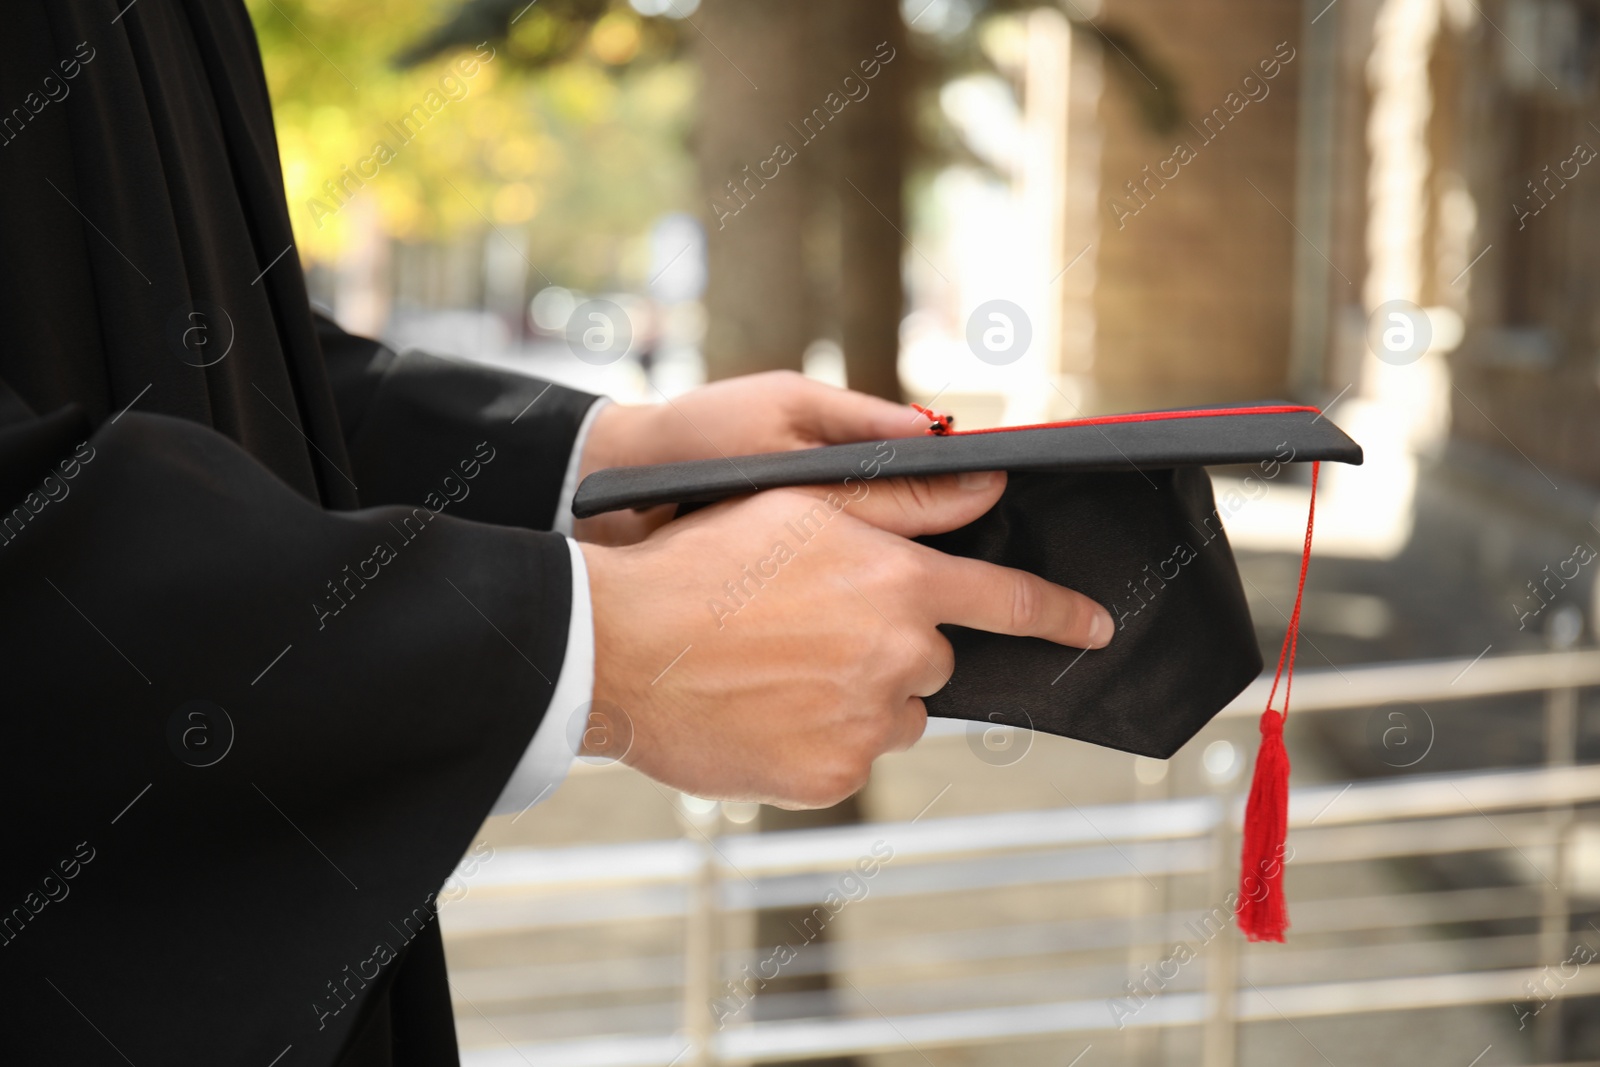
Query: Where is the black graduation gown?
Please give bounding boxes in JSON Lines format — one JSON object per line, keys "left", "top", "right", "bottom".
{"left": 0, "top": 2, "right": 596, "bottom": 1063}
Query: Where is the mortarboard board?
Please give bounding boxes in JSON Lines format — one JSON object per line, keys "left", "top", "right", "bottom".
{"left": 572, "top": 402, "right": 1362, "bottom": 941}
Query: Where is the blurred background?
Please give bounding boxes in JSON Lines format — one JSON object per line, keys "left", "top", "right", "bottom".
{"left": 250, "top": 0, "right": 1600, "bottom": 1063}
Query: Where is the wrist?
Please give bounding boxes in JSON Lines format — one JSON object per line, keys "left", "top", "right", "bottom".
{"left": 576, "top": 541, "right": 630, "bottom": 756}
{"left": 577, "top": 539, "right": 676, "bottom": 767}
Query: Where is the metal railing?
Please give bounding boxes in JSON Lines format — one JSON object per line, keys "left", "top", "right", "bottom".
{"left": 445, "top": 648, "right": 1600, "bottom": 1067}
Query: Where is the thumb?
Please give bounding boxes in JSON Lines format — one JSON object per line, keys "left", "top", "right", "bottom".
{"left": 794, "top": 381, "right": 932, "bottom": 444}
{"left": 794, "top": 471, "right": 1007, "bottom": 537}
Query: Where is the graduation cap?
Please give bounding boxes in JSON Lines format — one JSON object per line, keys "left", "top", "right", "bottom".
{"left": 573, "top": 402, "right": 1362, "bottom": 941}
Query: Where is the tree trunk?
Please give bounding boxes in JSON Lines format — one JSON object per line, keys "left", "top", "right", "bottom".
{"left": 694, "top": 0, "right": 815, "bottom": 380}
{"left": 699, "top": 10, "right": 906, "bottom": 1064}
{"left": 695, "top": 0, "right": 909, "bottom": 399}
{"left": 837, "top": 0, "right": 909, "bottom": 401}
{"left": 751, "top": 798, "right": 863, "bottom": 1067}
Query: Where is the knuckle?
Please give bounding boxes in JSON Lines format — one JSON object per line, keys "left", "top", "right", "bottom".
{"left": 764, "top": 370, "right": 809, "bottom": 411}
{"left": 895, "top": 638, "right": 930, "bottom": 678}
{"left": 890, "top": 549, "right": 926, "bottom": 588}
{"left": 907, "top": 632, "right": 951, "bottom": 678}
{"left": 872, "top": 706, "right": 903, "bottom": 750}
{"left": 817, "top": 758, "right": 870, "bottom": 806}
{"left": 857, "top": 622, "right": 901, "bottom": 671}
{"left": 763, "top": 487, "right": 809, "bottom": 513}
{"left": 902, "top": 703, "right": 930, "bottom": 748}
{"left": 845, "top": 755, "right": 874, "bottom": 793}
{"left": 788, "top": 787, "right": 831, "bottom": 811}
{"left": 899, "top": 475, "right": 937, "bottom": 515}
{"left": 1009, "top": 574, "right": 1045, "bottom": 632}
{"left": 864, "top": 548, "right": 920, "bottom": 600}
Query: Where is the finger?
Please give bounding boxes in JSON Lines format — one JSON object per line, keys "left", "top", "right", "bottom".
{"left": 794, "top": 380, "right": 932, "bottom": 443}
{"left": 790, "top": 471, "right": 1007, "bottom": 538}
{"left": 885, "top": 697, "right": 930, "bottom": 753}
{"left": 920, "top": 549, "right": 1114, "bottom": 649}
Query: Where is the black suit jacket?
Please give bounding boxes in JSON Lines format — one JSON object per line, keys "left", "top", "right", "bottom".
{"left": 0, "top": 1, "right": 594, "bottom": 1062}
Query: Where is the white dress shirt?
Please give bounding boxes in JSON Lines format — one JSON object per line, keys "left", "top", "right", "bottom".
{"left": 489, "top": 398, "right": 609, "bottom": 817}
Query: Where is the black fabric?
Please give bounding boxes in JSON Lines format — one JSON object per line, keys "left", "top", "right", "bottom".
{"left": 0, "top": 389, "right": 90, "bottom": 507}
{"left": 575, "top": 408, "right": 1362, "bottom": 758}
{"left": 313, "top": 312, "right": 599, "bottom": 529}
{"left": 1, "top": 413, "right": 572, "bottom": 1064}
{"left": 921, "top": 467, "right": 1261, "bottom": 757}
{"left": 317, "top": 311, "right": 401, "bottom": 451}
{"left": 346, "top": 343, "right": 598, "bottom": 532}
{"left": 0, "top": 1, "right": 600, "bottom": 1063}
{"left": 338, "top": 924, "right": 458, "bottom": 1067}
{"left": 0, "top": 0, "right": 354, "bottom": 505}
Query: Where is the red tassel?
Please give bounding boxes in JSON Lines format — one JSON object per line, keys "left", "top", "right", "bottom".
{"left": 1236, "top": 460, "right": 1319, "bottom": 942}
{"left": 1237, "top": 710, "right": 1291, "bottom": 940}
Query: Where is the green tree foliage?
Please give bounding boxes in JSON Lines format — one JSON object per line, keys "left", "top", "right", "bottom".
{"left": 247, "top": 0, "right": 695, "bottom": 289}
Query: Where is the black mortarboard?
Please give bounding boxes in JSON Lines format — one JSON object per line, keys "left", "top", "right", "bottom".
{"left": 572, "top": 402, "right": 1362, "bottom": 940}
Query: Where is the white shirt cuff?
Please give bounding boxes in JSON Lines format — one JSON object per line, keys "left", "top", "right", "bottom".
{"left": 551, "top": 398, "right": 610, "bottom": 536}
{"left": 489, "top": 536, "right": 595, "bottom": 817}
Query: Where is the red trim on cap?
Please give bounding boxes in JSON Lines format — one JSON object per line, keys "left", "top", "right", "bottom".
{"left": 913, "top": 403, "right": 1322, "bottom": 436}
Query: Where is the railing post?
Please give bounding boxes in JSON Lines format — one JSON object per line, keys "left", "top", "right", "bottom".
{"left": 1125, "top": 758, "right": 1173, "bottom": 1067}
{"left": 1536, "top": 606, "right": 1582, "bottom": 1062}
{"left": 1201, "top": 742, "right": 1243, "bottom": 1067}
{"left": 678, "top": 794, "right": 724, "bottom": 1067}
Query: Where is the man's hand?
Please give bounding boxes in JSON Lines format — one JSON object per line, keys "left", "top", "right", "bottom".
{"left": 578, "top": 471, "right": 1113, "bottom": 809}
{"left": 573, "top": 371, "right": 928, "bottom": 545}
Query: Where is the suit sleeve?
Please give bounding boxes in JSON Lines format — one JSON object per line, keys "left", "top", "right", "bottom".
{"left": 0, "top": 401, "right": 571, "bottom": 1064}
{"left": 315, "top": 313, "right": 601, "bottom": 529}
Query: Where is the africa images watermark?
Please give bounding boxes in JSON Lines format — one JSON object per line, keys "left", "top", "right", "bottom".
{"left": 709, "top": 840, "right": 895, "bottom": 1029}
{"left": 706, "top": 41, "right": 899, "bottom": 230}
{"left": 309, "top": 892, "right": 442, "bottom": 1031}
{"left": 311, "top": 838, "right": 494, "bottom": 1032}
{"left": 1107, "top": 843, "right": 1294, "bottom": 1029}
{"left": 1511, "top": 541, "right": 1595, "bottom": 631}
{"left": 0, "top": 841, "right": 97, "bottom": 950}
{"left": 1107, "top": 440, "right": 1300, "bottom": 630}
{"left": 1107, "top": 40, "right": 1297, "bottom": 230}
{"left": 304, "top": 42, "right": 498, "bottom": 230}
{"left": 0, "top": 440, "right": 98, "bottom": 550}
{"left": 312, "top": 441, "right": 498, "bottom": 630}
{"left": 1, "top": 40, "right": 97, "bottom": 149}
{"left": 1513, "top": 927, "right": 1600, "bottom": 1030}
{"left": 1514, "top": 140, "right": 1597, "bottom": 231}
{"left": 706, "top": 440, "right": 897, "bottom": 629}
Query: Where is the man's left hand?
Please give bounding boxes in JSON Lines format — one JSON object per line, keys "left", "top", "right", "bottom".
{"left": 573, "top": 370, "right": 929, "bottom": 545}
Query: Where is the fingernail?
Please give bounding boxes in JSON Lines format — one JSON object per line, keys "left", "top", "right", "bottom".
{"left": 958, "top": 470, "right": 996, "bottom": 491}
{"left": 1090, "top": 608, "right": 1113, "bottom": 647}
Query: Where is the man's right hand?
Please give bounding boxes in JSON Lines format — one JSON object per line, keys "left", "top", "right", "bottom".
{"left": 578, "top": 471, "right": 1113, "bottom": 809}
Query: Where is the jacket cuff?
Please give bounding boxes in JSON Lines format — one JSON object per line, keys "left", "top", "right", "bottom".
{"left": 490, "top": 537, "right": 594, "bottom": 817}
{"left": 346, "top": 347, "right": 601, "bottom": 530}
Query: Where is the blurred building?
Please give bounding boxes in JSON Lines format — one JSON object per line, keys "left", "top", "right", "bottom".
{"left": 1006, "top": 0, "right": 1600, "bottom": 492}
{"left": 1083, "top": 0, "right": 1304, "bottom": 412}
{"left": 1426, "top": 0, "right": 1600, "bottom": 486}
